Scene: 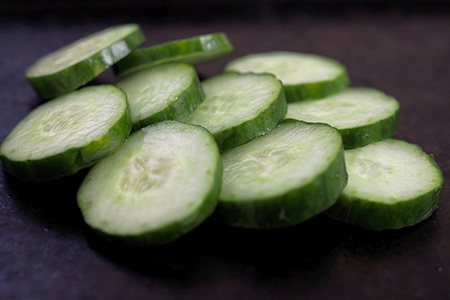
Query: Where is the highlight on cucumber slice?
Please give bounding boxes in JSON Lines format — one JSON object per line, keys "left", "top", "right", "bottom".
{"left": 215, "top": 119, "right": 347, "bottom": 229}
{"left": 326, "top": 139, "right": 444, "bottom": 230}
{"left": 286, "top": 87, "right": 400, "bottom": 149}
{"left": 77, "top": 121, "right": 222, "bottom": 245}
{"left": 114, "top": 32, "right": 234, "bottom": 76}
{"left": 225, "top": 51, "right": 349, "bottom": 102}
{"left": 115, "top": 62, "right": 205, "bottom": 131}
{"left": 25, "top": 23, "right": 146, "bottom": 99}
{"left": 186, "top": 72, "right": 287, "bottom": 150}
{"left": 0, "top": 85, "right": 131, "bottom": 181}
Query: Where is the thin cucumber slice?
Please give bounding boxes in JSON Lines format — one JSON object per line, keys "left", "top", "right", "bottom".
{"left": 26, "top": 23, "right": 146, "bottom": 99}
{"left": 0, "top": 85, "right": 131, "bottom": 181}
{"left": 286, "top": 87, "right": 400, "bottom": 149}
{"left": 215, "top": 120, "right": 347, "bottom": 229}
{"left": 77, "top": 121, "right": 222, "bottom": 245}
{"left": 326, "top": 139, "right": 444, "bottom": 230}
{"left": 115, "top": 62, "right": 205, "bottom": 131}
{"left": 114, "top": 32, "right": 233, "bottom": 76}
{"left": 186, "top": 72, "right": 287, "bottom": 150}
{"left": 225, "top": 51, "right": 349, "bottom": 102}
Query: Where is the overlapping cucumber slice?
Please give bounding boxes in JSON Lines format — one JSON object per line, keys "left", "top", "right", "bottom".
{"left": 115, "top": 62, "right": 205, "bottom": 131}
{"left": 77, "top": 121, "right": 222, "bottom": 245}
{"left": 225, "top": 51, "right": 349, "bottom": 102}
{"left": 187, "top": 72, "right": 287, "bottom": 150}
{"left": 326, "top": 139, "right": 444, "bottom": 230}
{"left": 0, "top": 85, "right": 131, "bottom": 181}
{"left": 286, "top": 87, "right": 400, "bottom": 149}
{"left": 215, "top": 120, "right": 347, "bottom": 228}
{"left": 26, "top": 23, "right": 146, "bottom": 99}
{"left": 114, "top": 32, "right": 233, "bottom": 76}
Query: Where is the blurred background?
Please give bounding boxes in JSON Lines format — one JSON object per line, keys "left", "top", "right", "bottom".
{"left": 1, "top": 0, "right": 450, "bottom": 19}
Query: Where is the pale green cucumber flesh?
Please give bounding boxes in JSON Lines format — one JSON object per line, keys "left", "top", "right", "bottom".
{"left": 225, "top": 51, "right": 349, "bottom": 102}
{"left": 187, "top": 72, "right": 287, "bottom": 150}
{"left": 114, "top": 32, "right": 233, "bottom": 76}
{"left": 77, "top": 121, "right": 222, "bottom": 245}
{"left": 286, "top": 87, "right": 400, "bottom": 149}
{"left": 0, "top": 85, "right": 131, "bottom": 181}
{"left": 25, "top": 23, "right": 146, "bottom": 99}
{"left": 215, "top": 120, "right": 347, "bottom": 229}
{"left": 326, "top": 139, "right": 444, "bottom": 230}
{"left": 115, "top": 62, "right": 205, "bottom": 131}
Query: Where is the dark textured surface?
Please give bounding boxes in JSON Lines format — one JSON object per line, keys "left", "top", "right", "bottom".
{"left": 1, "top": 7, "right": 450, "bottom": 300}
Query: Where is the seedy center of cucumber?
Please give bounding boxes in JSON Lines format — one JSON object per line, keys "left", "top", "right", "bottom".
{"left": 119, "top": 155, "right": 175, "bottom": 196}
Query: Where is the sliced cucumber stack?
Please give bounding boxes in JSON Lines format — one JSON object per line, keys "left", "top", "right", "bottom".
{"left": 0, "top": 85, "right": 131, "bottom": 181}
{"left": 26, "top": 23, "right": 146, "bottom": 99}
{"left": 187, "top": 72, "right": 287, "bottom": 150}
{"left": 115, "top": 62, "right": 205, "bottom": 131}
{"left": 326, "top": 139, "right": 443, "bottom": 230}
{"left": 215, "top": 120, "right": 347, "bottom": 229}
{"left": 114, "top": 32, "right": 233, "bottom": 76}
{"left": 286, "top": 87, "right": 400, "bottom": 149}
{"left": 77, "top": 121, "right": 222, "bottom": 245}
{"left": 225, "top": 51, "right": 349, "bottom": 102}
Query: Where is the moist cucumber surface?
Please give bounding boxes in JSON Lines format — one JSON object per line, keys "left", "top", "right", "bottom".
{"left": 77, "top": 121, "right": 222, "bottom": 245}
{"left": 186, "top": 72, "right": 287, "bottom": 150}
{"left": 286, "top": 87, "right": 400, "bottom": 149}
{"left": 114, "top": 32, "right": 233, "bottom": 76}
{"left": 115, "top": 62, "right": 205, "bottom": 131}
{"left": 26, "top": 23, "right": 146, "bottom": 99}
{"left": 215, "top": 120, "right": 347, "bottom": 229}
{"left": 225, "top": 51, "right": 349, "bottom": 102}
{"left": 326, "top": 139, "right": 444, "bottom": 230}
{"left": 0, "top": 85, "right": 131, "bottom": 181}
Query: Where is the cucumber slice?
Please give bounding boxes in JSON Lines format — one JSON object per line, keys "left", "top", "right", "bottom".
{"left": 0, "top": 85, "right": 131, "bottom": 181}
{"left": 115, "top": 62, "right": 205, "bottom": 131}
{"left": 186, "top": 72, "right": 287, "bottom": 150}
{"left": 225, "top": 51, "right": 349, "bottom": 102}
{"left": 286, "top": 87, "right": 400, "bottom": 149}
{"left": 326, "top": 139, "right": 444, "bottom": 230}
{"left": 215, "top": 120, "right": 347, "bottom": 229}
{"left": 25, "top": 23, "right": 146, "bottom": 99}
{"left": 77, "top": 121, "right": 222, "bottom": 245}
{"left": 114, "top": 32, "right": 233, "bottom": 76}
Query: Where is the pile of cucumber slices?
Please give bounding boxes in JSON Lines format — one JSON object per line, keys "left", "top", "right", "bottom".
{"left": 0, "top": 23, "right": 443, "bottom": 245}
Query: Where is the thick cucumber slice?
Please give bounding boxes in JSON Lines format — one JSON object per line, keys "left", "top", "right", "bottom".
{"left": 115, "top": 62, "right": 205, "bottom": 131}
{"left": 326, "top": 139, "right": 444, "bottom": 230}
{"left": 215, "top": 120, "right": 347, "bottom": 229}
{"left": 25, "top": 23, "right": 146, "bottom": 99}
{"left": 0, "top": 85, "right": 131, "bottom": 181}
{"left": 77, "top": 121, "right": 222, "bottom": 245}
{"left": 225, "top": 51, "right": 349, "bottom": 102}
{"left": 114, "top": 32, "right": 233, "bottom": 76}
{"left": 286, "top": 87, "right": 400, "bottom": 149}
{"left": 186, "top": 72, "right": 287, "bottom": 150}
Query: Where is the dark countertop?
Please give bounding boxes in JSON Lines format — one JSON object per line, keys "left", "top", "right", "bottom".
{"left": 1, "top": 6, "right": 449, "bottom": 300}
